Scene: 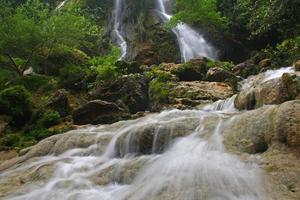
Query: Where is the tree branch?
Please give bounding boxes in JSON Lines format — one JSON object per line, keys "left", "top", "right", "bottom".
{"left": 5, "top": 53, "right": 22, "bottom": 76}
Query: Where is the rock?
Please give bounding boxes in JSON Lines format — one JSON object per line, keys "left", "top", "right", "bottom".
{"left": 0, "top": 150, "right": 18, "bottom": 161}
{"left": 235, "top": 72, "right": 300, "bottom": 110}
{"left": 205, "top": 67, "right": 238, "bottom": 83}
{"left": 72, "top": 100, "right": 130, "bottom": 125}
{"left": 115, "top": 116, "right": 203, "bottom": 156}
{"left": 258, "top": 59, "right": 271, "bottom": 68}
{"left": 171, "top": 59, "right": 207, "bottom": 81}
{"left": 46, "top": 89, "right": 70, "bottom": 117}
{"left": 273, "top": 100, "right": 300, "bottom": 147}
{"left": 90, "top": 74, "right": 148, "bottom": 113}
{"left": 294, "top": 60, "right": 300, "bottom": 71}
{"left": 0, "top": 116, "right": 10, "bottom": 136}
{"left": 171, "top": 81, "right": 233, "bottom": 109}
{"left": 232, "top": 61, "right": 259, "bottom": 78}
{"left": 224, "top": 100, "right": 300, "bottom": 154}
{"left": 115, "top": 60, "right": 143, "bottom": 74}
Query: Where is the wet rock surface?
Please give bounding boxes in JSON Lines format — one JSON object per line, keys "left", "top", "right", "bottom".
{"left": 72, "top": 100, "right": 130, "bottom": 125}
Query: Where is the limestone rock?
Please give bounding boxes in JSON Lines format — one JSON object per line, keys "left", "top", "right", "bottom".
{"left": 90, "top": 74, "right": 148, "bottom": 113}
{"left": 294, "top": 59, "right": 300, "bottom": 71}
{"left": 72, "top": 100, "right": 130, "bottom": 125}
{"left": 46, "top": 89, "right": 70, "bottom": 117}
{"left": 232, "top": 61, "right": 259, "bottom": 78}
{"left": 235, "top": 72, "right": 300, "bottom": 110}
{"left": 205, "top": 67, "right": 237, "bottom": 82}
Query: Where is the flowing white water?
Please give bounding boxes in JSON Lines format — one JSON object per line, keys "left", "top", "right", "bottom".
{"left": 2, "top": 67, "right": 295, "bottom": 200}
{"left": 156, "top": 0, "right": 218, "bottom": 62}
{"left": 112, "top": 0, "right": 128, "bottom": 60}
{"left": 55, "top": 0, "right": 67, "bottom": 10}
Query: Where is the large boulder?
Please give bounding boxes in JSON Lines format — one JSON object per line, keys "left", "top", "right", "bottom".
{"left": 205, "top": 67, "right": 238, "bottom": 82}
{"left": 235, "top": 72, "right": 300, "bottom": 110}
{"left": 294, "top": 59, "right": 300, "bottom": 71}
{"left": 169, "top": 81, "right": 233, "bottom": 109}
{"left": 224, "top": 100, "right": 300, "bottom": 154}
{"left": 171, "top": 59, "right": 207, "bottom": 81}
{"left": 72, "top": 100, "right": 129, "bottom": 125}
{"left": 232, "top": 61, "right": 259, "bottom": 78}
{"left": 90, "top": 74, "right": 148, "bottom": 113}
{"left": 46, "top": 89, "right": 70, "bottom": 117}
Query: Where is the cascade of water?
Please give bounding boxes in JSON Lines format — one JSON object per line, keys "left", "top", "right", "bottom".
{"left": 2, "top": 67, "right": 294, "bottom": 200}
{"left": 156, "top": 0, "right": 218, "bottom": 62}
{"left": 55, "top": 0, "right": 67, "bottom": 10}
{"left": 112, "top": 0, "right": 128, "bottom": 60}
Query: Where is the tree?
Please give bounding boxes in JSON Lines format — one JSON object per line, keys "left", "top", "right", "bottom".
{"left": 0, "top": 0, "right": 88, "bottom": 76}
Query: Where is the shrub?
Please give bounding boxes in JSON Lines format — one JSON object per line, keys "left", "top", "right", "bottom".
{"left": 147, "top": 68, "right": 176, "bottom": 104}
{"left": 96, "top": 65, "right": 120, "bottom": 83}
{"left": 0, "top": 86, "right": 34, "bottom": 126}
{"left": 39, "top": 110, "right": 61, "bottom": 128}
{"left": 0, "top": 133, "right": 21, "bottom": 150}
{"left": 14, "top": 74, "right": 55, "bottom": 92}
{"left": 27, "top": 128, "right": 53, "bottom": 141}
{"left": 59, "top": 65, "right": 87, "bottom": 90}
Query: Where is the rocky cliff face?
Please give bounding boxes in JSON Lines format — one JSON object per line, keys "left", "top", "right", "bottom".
{"left": 112, "top": 0, "right": 181, "bottom": 65}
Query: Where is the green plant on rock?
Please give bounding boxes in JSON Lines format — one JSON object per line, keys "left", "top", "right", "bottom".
{"left": 147, "top": 68, "right": 176, "bottom": 104}
{"left": 39, "top": 110, "right": 61, "bottom": 128}
{"left": 207, "top": 60, "right": 234, "bottom": 71}
{"left": 0, "top": 85, "right": 33, "bottom": 126}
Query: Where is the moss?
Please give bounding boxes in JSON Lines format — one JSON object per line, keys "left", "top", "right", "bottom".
{"left": 96, "top": 65, "right": 121, "bottom": 83}
{"left": 207, "top": 60, "right": 234, "bottom": 71}
{"left": 0, "top": 86, "right": 34, "bottom": 126}
{"left": 149, "top": 79, "right": 175, "bottom": 104}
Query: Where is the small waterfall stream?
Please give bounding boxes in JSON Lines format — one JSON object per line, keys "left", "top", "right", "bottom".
{"left": 1, "top": 67, "right": 295, "bottom": 200}
{"left": 55, "top": 0, "right": 67, "bottom": 10}
{"left": 112, "top": 0, "right": 128, "bottom": 60}
{"left": 156, "top": 0, "right": 218, "bottom": 62}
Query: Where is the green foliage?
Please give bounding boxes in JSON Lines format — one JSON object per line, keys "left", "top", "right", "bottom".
{"left": 39, "top": 110, "right": 61, "bottom": 128}
{"left": 13, "top": 74, "right": 55, "bottom": 92}
{"left": 27, "top": 128, "right": 53, "bottom": 141}
{"left": 96, "top": 65, "right": 120, "bottom": 83}
{"left": 59, "top": 65, "right": 87, "bottom": 90}
{"left": 0, "top": 86, "right": 33, "bottom": 126}
{"left": 89, "top": 45, "right": 121, "bottom": 83}
{"left": 207, "top": 60, "right": 234, "bottom": 71}
{"left": 0, "top": 0, "right": 100, "bottom": 76}
{"left": 171, "top": 0, "right": 227, "bottom": 28}
{"left": 217, "top": 0, "right": 300, "bottom": 46}
{"left": 147, "top": 67, "right": 176, "bottom": 104}
{"left": 252, "top": 37, "right": 300, "bottom": 66}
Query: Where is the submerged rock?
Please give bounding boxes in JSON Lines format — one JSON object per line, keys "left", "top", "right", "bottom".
{"left": 72, "top": 100, "right": 129, "bottom": 125}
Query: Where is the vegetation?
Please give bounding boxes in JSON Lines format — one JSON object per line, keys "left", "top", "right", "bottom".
{"left": 0, "top": 0, "right": 299, "bottom": 152}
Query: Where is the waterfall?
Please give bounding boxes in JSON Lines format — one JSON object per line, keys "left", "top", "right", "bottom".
{"left": 55, "top": 0, "right": 67, "bottom": 10}
{"left": 3, "top": 67, "right": 295, "bottom": 200}
{"left": 112, "top": 0, "right": 128, "bottom": 60}
{"left": 156, "top": 0, "right": 218, "bottom": 62}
